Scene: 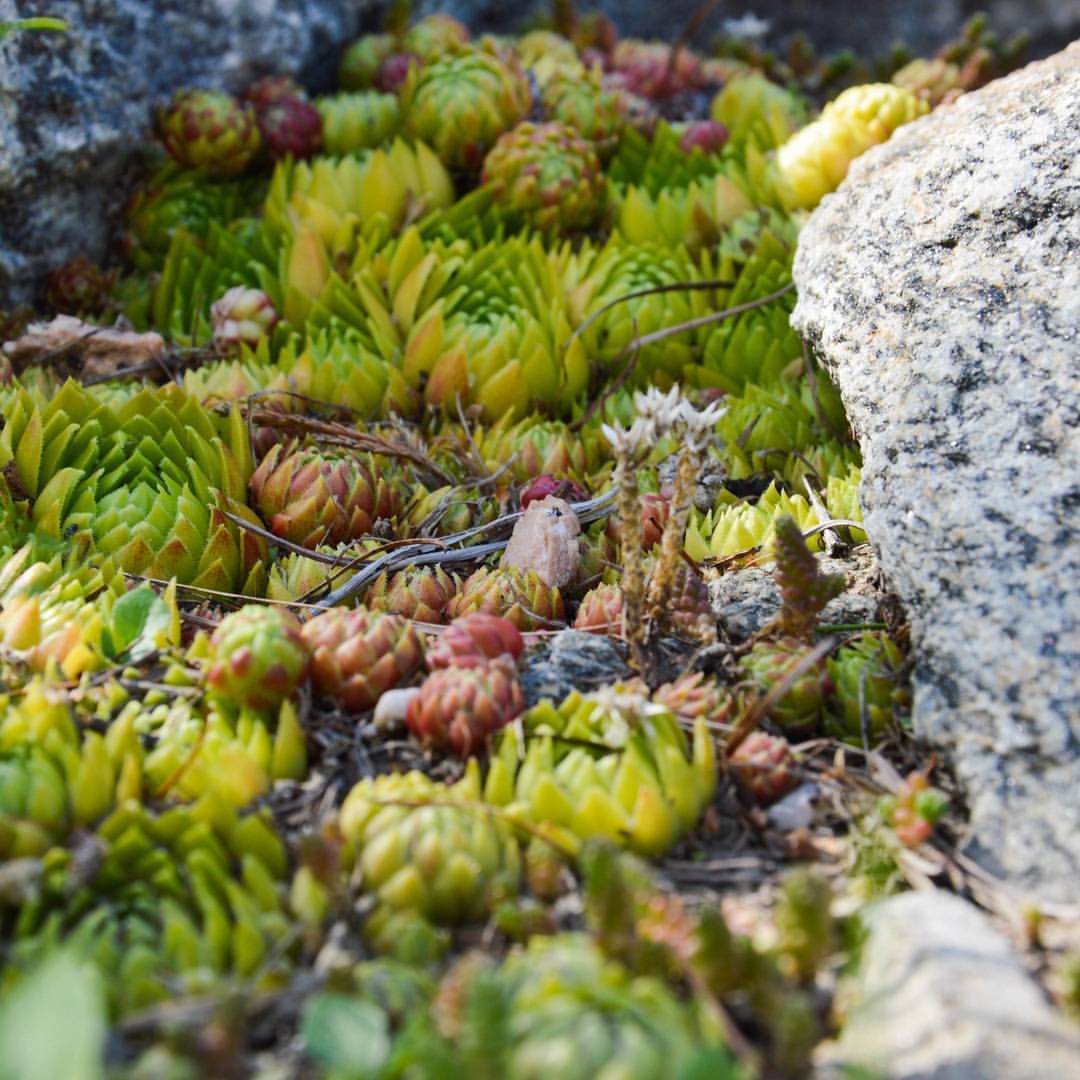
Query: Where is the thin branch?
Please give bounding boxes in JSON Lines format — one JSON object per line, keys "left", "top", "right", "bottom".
{"left": 566, "top": 277, "right": 736, "bottom": 348}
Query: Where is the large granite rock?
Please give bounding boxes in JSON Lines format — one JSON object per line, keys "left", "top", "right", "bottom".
{"left": 792, "top": 45, "right": 1080, "bottom": 903}
{"left": 0, "top": 0, "right": 377, "bottom": 304}
{"left": 823, "top": 891, "right": 1080, "bottom": 1078}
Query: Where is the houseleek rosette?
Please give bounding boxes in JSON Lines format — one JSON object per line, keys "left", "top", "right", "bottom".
{"left": 0, "top": 381, "right": 265, "bottom": 594}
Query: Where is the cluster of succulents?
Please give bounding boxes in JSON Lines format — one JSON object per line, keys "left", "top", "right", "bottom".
{"left": 0, "top": 7, "right": 972, "bottom": 1073}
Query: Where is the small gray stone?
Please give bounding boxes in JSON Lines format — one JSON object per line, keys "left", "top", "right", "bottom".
{"left": 707, "top": 545, "right": 882, "bottom": 641}
{"left": 520, "top": 629, "right": 632, "bottom": 707}
{"left": 792, "top": 45, "right": 1080, "bottom": 903}
{"left": 823, "top": 891, "right": 1080, "bottom": 1079}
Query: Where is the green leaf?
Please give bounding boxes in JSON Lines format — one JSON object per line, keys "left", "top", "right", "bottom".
{"left": 109, "top": 586, "right": 171, "bottom": 660}
{"left": 0, "top": 18, "right": 70, "bottom": 41}
{"left": 301, "top": 993, "right": 391, "bottom": 1079}
{"left": 0, "top": 950, "right": 106, "bottom": 1080}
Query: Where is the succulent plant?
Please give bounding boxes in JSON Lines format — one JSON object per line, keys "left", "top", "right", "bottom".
{"left": 263, "top": 540, "right": 365, "bottom": 603}
{"left": 478, "top": 416, "right": 607, "bottom": 484}
{"left": 157, "top": 89, "right": 261, "bottom": 177}
{"left": 730, "top": 731, "right": 800, "bottom": 806}
{"left": 678, "top": 119, "right": 730, "bottom": 155}
{"left": 44, "top": 256, "right": 117, "bottom": 316}
{"left": 541, "top": 74, "right": 627, "bottom": 157}
{"left": 401, "top": 42, "right": 532, "bottom": 170}
{"left": 447, "top": 567, "right": 565, "bottom": 632}
{"left": 604, "top": 490, "right": 669, "bottom": 552}
{"left": 276, "top": 331, "right": 415, "bottom": 420}
{"left": 317, "top": 91, "right": 401, "bottom": 155}
{"left": 241, "top": 75, "right": 306, "bottom": 110}
{"left": 338, "top": 762, "right": 521, "bottom": 944}
{"left": 256, "top": 95, "right": 323, "bottom": 161}
{"left": 210, "top": 285, "right": 279, "bottom": 354}
{"left": 303, "top": 606, "right": 425, "bottom": 712}
{"left": 741, "top": 638, "right": 833, "bottom": 738}
{"left": 826, "top": 632, "right": 910, "bottom": 745}
{"left": 486, "top": 687, "right": 717, "bottom": 857}
{"left": 710, "top": 72, "right": 808, "bottom": 149}
{"left": 403, "top": 13, "right": 470, "bottom": 60}
{"left": 0, "top": 543, "right": 129, "bottom": 678}
{"left": 426, "top": 611, "right": 524, "bottom": 670}
{"left": 772, "top": 513, "right": 846, "bottom": 640}
{"left": 684, "top": 482, "right": 822, "bottom": 563}
{"left": 481, "top": 121, "right": 605, "bottom": 234}
{"left": 773, "top": 83, "right": 928, "bottom": 210}
{"left": 0, "top": 680, "right": 143, "bottom": 855}
{"left": 407, "top": 655, "right": 525, "bottom": 756}
{"left": 516, "top": 29, "right": 585, "bottom": 86}
{"left": 520, "top": 474, "right": 589, "bottom": 509}
{"left": 573, "top": 582, "right": 624, "bottom": 635}
{"left": 4, "top": 794, "right": 294, "bottom": 1013}
{"left": 140, "top": 693, "right": 308, "bottom": 806}
{"left": 402, "top": 483, "right": 502, "bottom": 537}
{"left": 0, "top": 381, "right": 266, "bottom": 593}
{"left": 250, "top": 442, "right": 402, "bottom": 548}
{"left": 263, "top": 141, "right": 454, "bottom": 265}
{"left": 365, "top": 565, "right": 461, "bottom": 624}
{"left": 339, "top": 33, "right": 398, "bottom": 90}
{"left": 652, "top": 671, "right": 732, "bottom": 725}
{"left": 375, "top": 51, "right": 420, "bottom": 93}
{"left": 690, "top": 219, "right": 803, "bottom": 394}
{"left": 438, "top": 933, "right": 716, "bottom": 1078}
{"left": 344, "top": 229, "right": 588, "bottom": 420}
{"left": 570, "top": 238, "right": 710, "bottom": 387}
{"left": 121, "top": 167, "right": 261, "bottom": 271}
{"left": 610, "top": 40, "right": 705, "bottom": 99}
{"left": 206, "top": 604, "right": 310, "bottom": 712}
{"left": 880, "top": 770, "right": 948, "bottom": 847}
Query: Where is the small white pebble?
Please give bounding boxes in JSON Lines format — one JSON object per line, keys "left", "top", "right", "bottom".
{"left": 373, "top": 687, "right": 421, "bottom": 732}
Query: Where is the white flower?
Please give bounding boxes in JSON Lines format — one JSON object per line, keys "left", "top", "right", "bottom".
{"left": 633, "top": 384, "right": 683, "bottom": 434}
{"left": 602, "top": 416, "right": 655, "bottom": 458}
{"left": 722, "top": 13, "right": 771, "bottom": 42}
{"left": 678, "top": 397, "right": 726, "bottom": 449}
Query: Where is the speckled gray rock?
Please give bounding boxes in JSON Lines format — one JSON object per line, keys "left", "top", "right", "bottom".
{"left": 0, "top": 0, "right": 377, "bottom": 304}
{"left": 822, "top": 891, "right": 1080, "bottom": 1078}
{"left": 792, "top": 45, "right": 1080, "bottom": 903}
{"left": 708, "top": 545, "right": 882, "bottom": 642}
{"left": 520, "top": 629, "right": 632, "bottom": 708}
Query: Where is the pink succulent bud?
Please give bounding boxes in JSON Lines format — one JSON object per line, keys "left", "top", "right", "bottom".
{"left": 211, "top": 286, "right": 279, "bottom": 354}
{"left": 679, "top": 120, "right": 729, "bottom": 155}
{"left": 375, "top": 52, "right": 419, "bottom": 93}
{"left": 520, "top": 475, "right": 588, "bottom": 509}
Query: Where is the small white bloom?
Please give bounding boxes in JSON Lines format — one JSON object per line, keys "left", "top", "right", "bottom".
{"left": 722, "top": 13, "right": 771, "bottom": 42}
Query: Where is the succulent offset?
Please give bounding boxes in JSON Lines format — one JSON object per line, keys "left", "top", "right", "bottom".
{"left": 206, "top": 604, "right": 310, "bottom": 711}
{"left": 250, "top": 443, "right": 401, "bottom": 547}
{"left": 481, "top": 121, "right": 605, "bottom": 234}
{"left": 425, "top": 612, "right": 524, "bottom": 670}
{"left": 401, "top": 42, "right": 532, "bottom": 170}
{"left": 303, "top": 606, "right": 425, "bottom": 712}
{"left": 407, "top": 655, "right": 524, "bottom": 756}
{"left": 446, "top": 567, "right": 565, "bottom": 632}
{"left": 338, "top": 762, "right": 521, "bottom": 944}
{"left": 486, "top": 688, "right": 717, "bottom": 857}
{"left": 158, "top": 89, "right": 262, "bottom": 176}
